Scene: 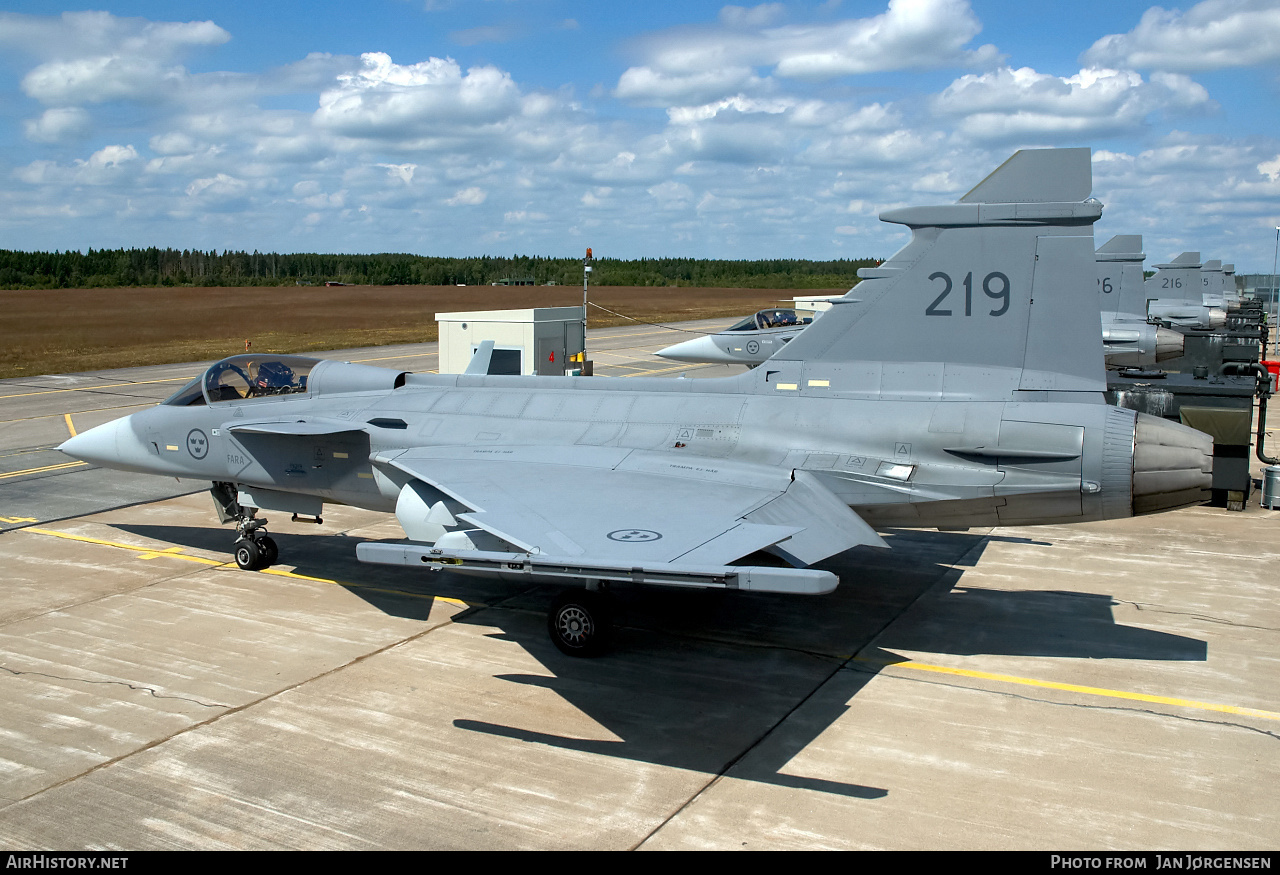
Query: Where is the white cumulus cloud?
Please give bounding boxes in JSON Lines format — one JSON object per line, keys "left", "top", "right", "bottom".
{"left": 314, "top": 52, "right": 522, "bottom": 139}
{"left": 617, "top": 0, "right": 1001, "bottom": 106}
{"left": 1081, "top": 0, "right": 1280, "bottom": 72}
{"left": 934, "top": 66, "right": 1212, "bottom": 141}
{"left": 0, "top": 11, "right": 228, "bottom": 61}
{"left": 446, "top": 187, "right": 486, "bottom": 206}
{"left": 23, "top": 107, "right": 91, "bottom": 143}
{"left": 1, "top": 11, "right": 230, "bottom": 107}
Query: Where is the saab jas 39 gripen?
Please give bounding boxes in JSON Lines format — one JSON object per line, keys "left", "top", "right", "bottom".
{"left": 660, "top": 234, "right": 1188, "bottom": 371}
{"left": 1095, "top": 235, "right": 1185, "bottom": 368}
{"left": 59, "top": 148, "right": 1213, "bottom": 656}
{"left": 1144, "top": 251, "right": 1227, "bottom": 329}
{"left": 655, "top": 307, "right": 814, "bottom": 365}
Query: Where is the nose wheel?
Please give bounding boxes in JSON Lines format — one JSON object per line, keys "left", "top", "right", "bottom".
{"left": 234, "top": 534, "right": 278, "bottom": 570}
{"left": 234, "top": 535, "right": 278, "bottom": 571}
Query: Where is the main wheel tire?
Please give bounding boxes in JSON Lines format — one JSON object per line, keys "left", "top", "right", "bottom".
{"left": 234, "top": 539, "right": 262, "bottom": 571}
{"left": 547, "top": 590, "right": 613, "bottom": 657}
{"left": 257, "top": 536, "right": 279, "bottom": 567}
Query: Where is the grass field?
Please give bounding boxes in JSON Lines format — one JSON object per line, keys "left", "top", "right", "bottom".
{"left": 0, "top": 285, "right": 837, "bottom": 379}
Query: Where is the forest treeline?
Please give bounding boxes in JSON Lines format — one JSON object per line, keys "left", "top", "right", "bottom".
{"left": 0, "top": 248, "right": 878, "bottom": 290}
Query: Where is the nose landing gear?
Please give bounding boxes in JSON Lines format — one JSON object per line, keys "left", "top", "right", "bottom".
{"left": 212, "top": 482, "right": 279, "bottom": 571}
{"left": 234, "top": 529, "right": 278, "bottom": 571}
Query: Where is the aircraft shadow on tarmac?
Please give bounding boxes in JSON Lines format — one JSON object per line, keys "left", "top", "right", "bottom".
{"left": 113, "top": 522, "right": 1208, "bottom": 801}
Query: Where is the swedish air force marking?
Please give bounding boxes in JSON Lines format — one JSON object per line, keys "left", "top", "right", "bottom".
{"left": 608, "top": 529, "right": 662, "bottom": 542}
{"left": 186, "top": 429, "right": 209, "bottom": 459}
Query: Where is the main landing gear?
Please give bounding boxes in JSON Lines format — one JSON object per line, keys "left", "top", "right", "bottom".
{"left": 547, "top": 587, "right": 615, "bottom": 658}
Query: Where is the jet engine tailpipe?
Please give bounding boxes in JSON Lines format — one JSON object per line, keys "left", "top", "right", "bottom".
{"left": 1153, "top": 327, "right": 1184, "bottom": 363}
{"left": 1130, "top": 413, "right": 1213, "bottom": 515}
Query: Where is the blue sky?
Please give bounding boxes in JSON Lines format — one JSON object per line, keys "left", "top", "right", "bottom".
{"left": 1, "top": 1, "right": 1279, "bottom": 270}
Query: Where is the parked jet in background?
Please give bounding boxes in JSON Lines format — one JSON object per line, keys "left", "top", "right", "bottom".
{"left": 1200, "top": 259, "right": 1241, "bottom": 311}
{"left": 1146, "top": 252, "right": 1227, "bottom": 329}
{"left": 1096, "top": 235, "right": 1184, "bottom": 368}
{"left": 60, "top": 148, "right": 1212, "bottom": 656}
{"left": 655, "top": 308, "right": 812, "bottom": 365}
{"left": 668, "top": 234, "right": 1186, "bottom": 371}
{"left": 1222, "top": 264, "right": 1240, "bottom": 309}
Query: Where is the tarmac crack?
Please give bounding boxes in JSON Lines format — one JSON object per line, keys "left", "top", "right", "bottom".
{"left": 0, "top": 663, "right": 227, "bottom": 709}
{"left": 630, "top": 655, "right": 848, "bottom": 850}
{"left": 3, "top": 598, "right": 470, "bottom": 811}
{"left": 631, "top": 531, "right": 993, "bottom": 848}
{"left": 0, "top": 531, "right": 213, "bottom": 629}
{"left": 1115, "top": 599, "right": 1280, "bottom": 633}
{"left": 849, "top": 664, "right": 1280, "bottom": 742}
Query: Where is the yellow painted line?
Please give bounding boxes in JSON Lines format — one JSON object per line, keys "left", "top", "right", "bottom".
{"left": 588, "top": 328, "right": 679, "bottom": 342}
{"left": 587, "top": 323, "right": 733, "bottom": 342}
{"left": 25, "top": 527, "right": 223, "bottom": 566}
{"left": 137, "top": 546, "right": 190, "bottom": 560}
{"left": 0, "top": 376, "right": 193, "bottom": 400}
{"left": 0, "top": 516, "right": 38, "bottom": 524}
{"left": 0, "top": 323, "right": 717, "bottom": 400}
{"left": 350, "top": 351, "right": 439, "bottom": 364}
{"left": 63, "top": 413, "right": 77, "bottom": 437}
{"left": 21, "top": 526, "right": 474, "bottom": 608}
{"left": 0, "top": 460, "right": 87, "bottom": 480}
{"left": 0, "top": 402, "right": 154, "bottom": 428}
{"left": 582, "top": 349, "right": 654, "bottom": 362}
{"left": 621, "top": 361, "right": 722, "bottom": 378}
{"left": 882, "top": 658, "right": 1280, "bottom": 721}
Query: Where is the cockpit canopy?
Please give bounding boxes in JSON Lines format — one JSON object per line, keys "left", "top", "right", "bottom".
{"left": 725, "top": 309, "right": 808, "bottom": 332}
{"left": 163, "top": 355, "right": 320, "bottom": 406}
{"left": 205, "top": 355, "right": 316, "bottom": 402}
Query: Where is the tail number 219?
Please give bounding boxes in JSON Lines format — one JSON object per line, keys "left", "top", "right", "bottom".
{"left": 926, "top": 271, "right": 1011, "bottom": 317}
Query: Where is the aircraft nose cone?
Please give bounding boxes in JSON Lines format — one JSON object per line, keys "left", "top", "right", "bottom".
{"left": 59, "top": 415, "right": 152, "bottom": 471}
{"left": 656, "top": 335, "right": 734, "bottom": 364}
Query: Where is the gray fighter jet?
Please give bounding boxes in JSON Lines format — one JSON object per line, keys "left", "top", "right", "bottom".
{"left": 1221, "top": 264, "right": 1240, "bottom": 309}
{"left": 1096, "top": 235, "right": 1184, "bottom": 367}
{"left": 1145, "top": 252, "right": 1227, "bottom": 329}
{"left": 1200, "top": 259, "right": 1241, "bottom": 311}
{"left": 59, "top": 148, "right": 1213, "bottom": 656}
{"left": 662, "top": 237, "right": 1187, "bottom": 371}
{"left": 655, "top": 308, "right": 813, "bottom": 365}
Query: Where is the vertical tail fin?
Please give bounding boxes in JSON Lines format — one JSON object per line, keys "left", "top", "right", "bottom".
{"left": 1096, "top": 234, "right": 1147, "bottom": 320}
{"left": 771, "top": 148, "right": 1105, "bottom": 401}
{"left": 1222, "top": 264, "right": 1239, "bottom": 306}
{"left": 1145, "top": 251, "right": 1202, "bottom": 300}
{"left": 1200, "top": 260, "right": 1225, "bottom": 306}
